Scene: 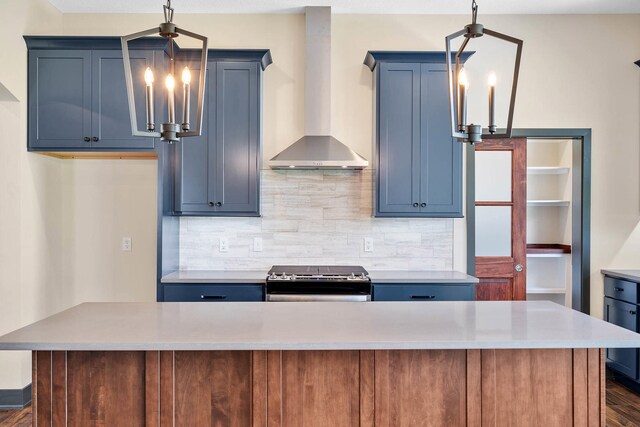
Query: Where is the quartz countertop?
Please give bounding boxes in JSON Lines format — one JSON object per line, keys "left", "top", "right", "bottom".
{"left": 1, "top": 301, "right": 639, "bottom": 351}
{"left": 161, "top": 270, "right": 478, "bottom": 284}
{"left": 602, "top": 269, "right": 640, "bottom": 283}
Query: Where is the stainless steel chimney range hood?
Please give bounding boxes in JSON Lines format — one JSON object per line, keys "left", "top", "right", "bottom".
{"left": 269, "top": 6, "right": 368, "bottom": 170}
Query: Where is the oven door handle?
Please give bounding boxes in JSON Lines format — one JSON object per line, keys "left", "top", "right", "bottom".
{"left": 266, "top": 294, "right": 370, "bottom": 302}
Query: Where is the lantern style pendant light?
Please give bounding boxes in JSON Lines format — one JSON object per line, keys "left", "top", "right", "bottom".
{"left": 445, "top": 0, "right": 523, "bottom": 144}
{"left": 121, "top": 0, "right": 208, "bottom": 143}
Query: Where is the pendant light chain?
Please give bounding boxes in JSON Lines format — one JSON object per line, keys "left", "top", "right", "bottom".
{"left": 471, "top": 0, "right": 478, "bottom": 25}
{"left": 163, "top": 0, "right": 174, "bottom": 24}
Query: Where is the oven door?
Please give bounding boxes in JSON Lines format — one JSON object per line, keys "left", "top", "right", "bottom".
{"left": 266, "top": 294, "right": 370, "bottom": 302}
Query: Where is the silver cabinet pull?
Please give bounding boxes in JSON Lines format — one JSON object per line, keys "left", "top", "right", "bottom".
{"left": 515, "top": 264, "right": 523, "bottom": 272}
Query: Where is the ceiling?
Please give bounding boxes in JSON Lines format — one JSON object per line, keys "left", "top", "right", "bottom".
{"left": 47, "top": 0, "right": 640, "bottom": 14}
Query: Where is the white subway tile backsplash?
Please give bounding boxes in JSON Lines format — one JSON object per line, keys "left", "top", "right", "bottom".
{"left": 179, "top": 169, "right": 454, "bottom": 271}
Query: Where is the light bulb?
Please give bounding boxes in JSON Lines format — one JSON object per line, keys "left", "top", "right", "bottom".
{"left": 144, "top": 67, "right": 154, "bottom": 86}
{"left": 182, "top": 67, "right": 191, "bottom": 85}
{"left": 165, "top": 74, "right": 175, "bottom": 91}
{"left": 488, "top": 72, "right": 497, "bottom": 87}
{"left": 459, "top": 68, "right": 469, "bottom": 87}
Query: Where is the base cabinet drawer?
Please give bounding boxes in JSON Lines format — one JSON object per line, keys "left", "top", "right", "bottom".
{"left": 604, "top": 296, "right": 639, "bottom": 380}
{"left": 163, "top": 284, "right": 264, "bottom": 302}
{"left": 372, "top": 284, "right": 475, "bottom": 301}
{"left": 605, "top": 276, "right": 639, "bottom": 304}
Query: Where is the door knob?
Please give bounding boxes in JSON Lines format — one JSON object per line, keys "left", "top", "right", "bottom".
{"left": 92, "top": 137, "right": 99, "bottom": 142}
{"left": 515, "top": 264, "right": 524, "bottom": 272}
{"left": 413, "top": 203, "right": 419, "bottom": 207}
{"left": 83, "top": 137, "right": 91, "bottom": 142}
{"left": 208, "top": 202, "right": 214, "bottom": 207}
{"left": 420, "top": 203, "right": 426, "bottom": 208}
{"left": 215, "top": 202, "right": 222, "bottom": 207}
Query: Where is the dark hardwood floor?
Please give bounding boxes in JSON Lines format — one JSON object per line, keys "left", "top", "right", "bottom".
{"left": 1, "top": 379, "right": 639, "bottom": 426}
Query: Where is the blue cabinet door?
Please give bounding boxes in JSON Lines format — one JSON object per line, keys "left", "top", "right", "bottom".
{"left": 91, "top": 50, "right": 157, "bottom": 149}
{"left": 377, "top": 63, "right": 421, "bottom": 215}
{"left": 605, "top": 297, "right": 639, "bottom": 380}
{"left": 163, "top": 284, "right": 264, "bottom": 302}
{"left": 375, "top": 61, "right": 463, "bottom": 218}
{"left": 28, "top": 50, "right": 92, "bottom": 149}
{"left": 174, "top": 60, "right": 218, "bottom": 213}
{"left": 419, "top": 64, "right": 462, "bottom": 215}
{"left": 174, "top": 60, "right": 260, "bottom": 216}
{"left": 214, "top": 62, "right": 260, "bottom": 215}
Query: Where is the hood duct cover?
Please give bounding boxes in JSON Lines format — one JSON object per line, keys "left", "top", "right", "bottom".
{"left": 269, "top": 6, "right": 368, "bottom": 170}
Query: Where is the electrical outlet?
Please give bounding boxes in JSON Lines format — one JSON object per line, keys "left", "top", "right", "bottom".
{"left": 219, "top": 237, "right": 229, "bottom": 253}
{"left": 253, "top": 237, "right": 263, "bottom": 252}
{"left": 122, "top": 237, "right": 132, "bottom": 252}
{"left": 364, "top": 237, "right": 374, "bottom": 252}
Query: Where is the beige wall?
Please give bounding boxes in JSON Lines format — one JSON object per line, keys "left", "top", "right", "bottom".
{"left": 1, "top": 5, "right": 640, "bottom": 389}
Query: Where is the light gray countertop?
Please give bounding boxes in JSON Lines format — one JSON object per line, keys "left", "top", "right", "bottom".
{"left": 160, "top": 270, "right": 478, "bottom": 284}
{"left": 602, "top": 269, "right": 640, "bottom": 283}
{"left": 1, "top": 301, "right": 639, "bottom": 351}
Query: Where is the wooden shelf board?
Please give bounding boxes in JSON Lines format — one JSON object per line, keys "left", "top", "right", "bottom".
{"left": 38, "top": 152, "right": 158, "bottom": 160}
{"left": 527, "top": 167, "right": 570, "bottom": 175}
{"left": 527, "top": 244, "right": 571, "bottom": 255}
{"left": 527, "top": 200, "right": 570, "bottom": 207}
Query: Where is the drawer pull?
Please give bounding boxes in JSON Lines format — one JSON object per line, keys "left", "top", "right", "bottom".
{"left": 630, "top": 310, "right": 637, "bottom": 315}
{"left": 411, "top": 295, "right": 436, "bottom": 300}
{"left": 200, "top": 295, "right": 227, "bottom": 300}
{"left": 614, "top": 287, "right": 625, "bottom": 292}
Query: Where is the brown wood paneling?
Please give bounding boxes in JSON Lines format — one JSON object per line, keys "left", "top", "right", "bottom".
{"left": 475, "top": 257, "right": 515, "bottom": 278}
{"left": 466, "top": 350, "right": 481, "bottom": 427}
{"left": 375, "top": 350, "right": 467, "bottom": 426}
{"left": 586, "top": 348, "right": 605, "bottom": 427}
{"left": 145, "top": 351, "right": 160, "bottom": 427}
{"left": 34, "top": 351, "right": 52, "bottom": 427}
{"left": 173, "top": 351, "right": 253, "bottom": 426}
{"left": 159, "top": 351, "right": 174, "bottom": 427}
{"left": 475, "top": 279, "right": 513, "bottom": 301}
{"left": 359, "top": 351, "right": 375, "bottom": 427}
{"left": 51, "top": 351, "right": 66, "bottom": 426}
{"left": 481, "top": 349, "right": 574, "bottom": 426}
{"left": 252, "top": 351, "right": 268, "bottom": 427}
{"left": 266, "top": 350, "right": 283, "bottom": 427}
{"left": 66, "top": 351, "right": 146, "bottom": 426}
{"left": 270, "top": 350, "right": 361, "bottom": 427}
{"left": 573, "top": 348, "right": 589, "bottom": 426}
{"left": 475, "top": 201, "right": 514, "bottom": 207}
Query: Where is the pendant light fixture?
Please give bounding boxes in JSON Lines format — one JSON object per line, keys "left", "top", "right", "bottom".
{"left": 445, "top": 0, "right": 523, "bottom": 144}
{"left": 121, "top": 0, "right": 208, "bottom": 143}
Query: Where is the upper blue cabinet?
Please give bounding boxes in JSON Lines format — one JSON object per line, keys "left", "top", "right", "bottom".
{"left": 366, "top": 51, "right": 472, "bottom": 218}
{"left": 25, "top": 37, "right": 168, "bottom": 151}
{"left": 173, "top": 50, "right": 271, "bottom": 216}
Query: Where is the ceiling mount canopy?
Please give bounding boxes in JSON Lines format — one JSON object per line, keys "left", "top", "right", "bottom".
{"left": 445, "top": 0, "right": 523, "bottom": 144}
{"left": 121, "top": 0, "right": 208, "bottom": 143}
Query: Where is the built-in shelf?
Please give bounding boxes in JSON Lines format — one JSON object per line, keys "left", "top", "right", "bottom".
{"left": 526, "top": 288, "right": 567, "bottom": 294}
{"left": 527, "top": 166, "right": 570, "bottom": 175}
{"left": 527, "top": 244, "right": 571, "bottom": 255}
{"left": 527, "top": 200, "right": 571, "bottom": 207}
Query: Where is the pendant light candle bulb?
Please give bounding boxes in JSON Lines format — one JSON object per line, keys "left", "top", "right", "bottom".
{"left": 181, "top": 67, "right": 191, "bottom": 131}
{"left": 144, "top": 67, "right": 155, "bottom": 131}
{"left": 459, "top": 69, "right": 469, "bottom": 87}
{"left": 166, "top": 74, "right": 176, "bottom": 124}
{"left": 488, "top": 72, "right": 496, "bottom": 132}
{"left": 457, "top": 68, "right": 468, "bottom": 130}
{"left": 488, "top": 72, "right": 496, "bottom": 87}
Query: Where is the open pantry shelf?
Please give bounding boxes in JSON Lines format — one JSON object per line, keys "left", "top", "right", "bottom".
{"left": 527, "top": 244, "right": 571, "bottom": 256}
{"left": 527, "top": 166, "right": 570, "bottom": 175}
{"left": 526, "top": 288, "right": 567, "bottom": 295}
{"left": 527, "top": 200, "right": 570, "bottom": 207}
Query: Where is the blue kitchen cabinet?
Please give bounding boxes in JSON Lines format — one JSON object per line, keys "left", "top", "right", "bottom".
{"left": 163, "top": 284, "right": 264, "bottom": 302}
{"left": 372, "top": 283, "right": 475, "bottom": 301}
{"left": 174, "top": 60, "right": 262, "bottom": 216}
{"left": 26, "top": 37, "right": 165, "bottom": 151}
{"left": 366, "top": 52, "right": 470, "bottom": 218}
{"left": 603, "top": 273, "right": 640, "bottom": 383}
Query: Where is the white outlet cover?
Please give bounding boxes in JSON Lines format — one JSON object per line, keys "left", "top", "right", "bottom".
{"left": 364, "top": 237, "right": 374, "bottom": 252}
{"left": 219, "top": 237, "right": 229, "bottom": 253}
{"left": 253, "top": 237, "right": 263, "bottom": 252}
{"left": 122, "top": 237, "right": 132, "bottom": 252}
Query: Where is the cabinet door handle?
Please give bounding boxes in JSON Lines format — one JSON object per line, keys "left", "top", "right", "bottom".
{"left": 200, "top": 295, "right": 227, "bottom": 300}
{"left": 83, "top": 137, "right": 91, "bottom": 142}
{"left": 413, "top": 203, "right": 419, "bottom": 207}
{"left": 630, "top": 310, "right": 637, "bottom": 315}
{"left": 215, "top": 202, "right": 222, "bottom": 207}
{"left": 420, "top": 203, "right": 426, "bottom": 208}
{"left": 92, "top": 137, "right": 99, "bottom": 142}
{"left": 614, "top": 287, "right": 624, "bottom": 292}
{"left": 208, "top": 202, "right": 214, "bottom": 207}
{"left": 411, "top": 295, "right": 436, "bottom": 300}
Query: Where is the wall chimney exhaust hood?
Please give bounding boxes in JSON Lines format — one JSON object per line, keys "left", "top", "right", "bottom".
{"left": 269, "top": 7, "right": 368, "bottom": 170}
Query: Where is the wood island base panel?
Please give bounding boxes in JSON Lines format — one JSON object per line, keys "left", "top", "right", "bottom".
{"left": 31, "top": 348, "right": 605, "bottom": 427}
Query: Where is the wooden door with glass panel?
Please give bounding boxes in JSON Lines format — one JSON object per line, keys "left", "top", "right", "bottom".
{"left": 474, "top": 138, "right": 527, "bottom": 300}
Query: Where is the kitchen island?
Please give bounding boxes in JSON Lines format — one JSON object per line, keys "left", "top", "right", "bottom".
{"left": 1, "top": 301, "right": 639, "bottom": 426}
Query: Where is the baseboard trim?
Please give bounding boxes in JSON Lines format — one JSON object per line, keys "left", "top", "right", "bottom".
{"left": 0, "top": 383, "right": 32, "bottom": 409}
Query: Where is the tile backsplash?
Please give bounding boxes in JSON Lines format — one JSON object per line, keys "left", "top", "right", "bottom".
{"left": 179, "top": 169, "right": 454, "bottom": 271}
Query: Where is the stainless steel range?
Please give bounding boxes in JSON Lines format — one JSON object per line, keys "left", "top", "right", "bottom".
{"left": 266, "top": 265, "right": 371, "bottom": 302}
